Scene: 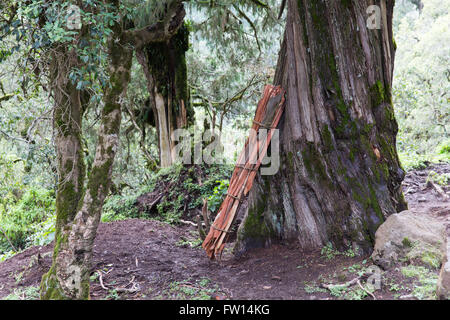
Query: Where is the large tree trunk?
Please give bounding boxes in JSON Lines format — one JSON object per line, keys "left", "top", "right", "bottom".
{"left": 136, "top": 24, "right": 193, "bottom": 167}
{"left": 236, "top": 0, "right": 407, "bottom": 255}
{"left": 40, "top": 30, "right": 133, "bottom": 300}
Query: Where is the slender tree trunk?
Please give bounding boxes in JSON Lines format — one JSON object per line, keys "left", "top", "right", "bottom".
{"left": 136, "top": 24, "right": 193, "bottom": 167}
{"left": 236, "top": 0, "right": 407, "bottom": 255}
{"left": 40, "top": 30, "right": 133, "bottom": 300}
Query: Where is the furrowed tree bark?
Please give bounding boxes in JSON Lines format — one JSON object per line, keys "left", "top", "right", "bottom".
{"left": 40, "top": 25, "right": 133, "bottom": 300}
{"left": 236, "top": 0, "right": 407, "bottom": 255}
{"left": 136, "top": 24, "right": 194, "bottom": 167}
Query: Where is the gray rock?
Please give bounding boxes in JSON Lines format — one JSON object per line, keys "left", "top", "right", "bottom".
{"left": 437, "top": 241, "right": 450, "bottom": 299}
{"left": 371, "top": 209, "right": 447, "bottom": 270}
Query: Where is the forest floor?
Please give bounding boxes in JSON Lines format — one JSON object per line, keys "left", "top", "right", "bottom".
{"left": 0, "top": 163, "right": 449, "bottom": 300}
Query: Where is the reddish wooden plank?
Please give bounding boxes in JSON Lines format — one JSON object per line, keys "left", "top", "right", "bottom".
{"left": 202, "top": 85, "right": 286, "bottom": 259}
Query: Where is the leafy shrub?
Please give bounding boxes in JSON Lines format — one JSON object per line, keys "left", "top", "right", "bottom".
{"left": 101, "top": 193, "right": 141, "bottom": 222}
{"left": 27, "top": 214, "right": 56, "bottom": 246}
{"left": 0, "top": 187, "right": 55, "bottom": 252}
{"left": 208, "top": 179, "right": 229, "bottom": 213}
{"left": 101, "top": 163, "right": 233, "bottom": 223}
{"left": 438, "top": 140, "right": 450, "bottom": 155}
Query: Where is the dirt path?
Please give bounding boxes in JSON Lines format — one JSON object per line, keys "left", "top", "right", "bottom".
{"left": 0, "top": 163, "right": 448, "bottom": 300}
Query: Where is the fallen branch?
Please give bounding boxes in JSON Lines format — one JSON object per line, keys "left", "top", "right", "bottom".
{"left": 97, "top": 270, "right": 109, "bottom": 290}
{"left": 357, "top": 280, "right": 376, "bottom": 300}
{"left": 320, "top": 277, "right": 360, "bottom": 291}
{"left": 96, "top": 270, "right": 140, "bottom": 294}
{"left": 179, "top": 219, "right": 197, "bottom": 227}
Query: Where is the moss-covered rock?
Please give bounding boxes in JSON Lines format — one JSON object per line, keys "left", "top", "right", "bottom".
{"left": 371, "top": 209, "right": 446, "bottom": 270}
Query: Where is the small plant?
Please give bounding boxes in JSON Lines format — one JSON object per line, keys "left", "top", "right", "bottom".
{"left": 303, "top": 282, "right": 327, "bottom": 294}
{"left": 346, "top": 264, "right": 362, "bottom": 273}
{"left": 105, "top": 288, "right": 120, "bottom": 300}
{"left": 389, "top": 283, "right": 402, "bottom": 292}
{"left": 176, "top": 237, "right": 202, "bottom": 248}
{"left": 321, "top": 242, "right": 356, "bottom": 260}
{"left": 321, "top": 242, "right": 340, "bottom": 260}
{"left": 3, "top": 286, "right": 39, "bottom": 300}
{"left": 402, "top": 237, "right": 412, "bottom": 248}
{"left": 167, "top": 278, "right": 219, "bottom": 300}
{"left": 401, "top": 265, "right": 438, "bottom": 300}
{"left": 343, "top": 247, "right": 356, "bottom": 257}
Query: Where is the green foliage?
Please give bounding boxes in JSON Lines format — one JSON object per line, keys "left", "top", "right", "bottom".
{"left": 176, "top": 236, "right": 202, "bottom": 248}
{"left": 101, "top": 193, "right": 141, "bottom": 222}
{"left": 393, "top": 0, "right": 449, "bottom": 165}
{"left": 401, "top": 265, "right": 438, "bottom": 300}
{"left": 439, "top": 140, "right": 450, "bottom": 155}
{"left": 28, "top": 214, "right": 56, "bottom": 246}
{"left": 320, "top": 242, "right": 356, "bottom": 260}
{"left": 187, "top": 0, "right": 282, "bottom": 133}
{"left": 102, "top": 163, "right": 233, "bottom": 224}
{"left": 2, "top": 286, "right": 40, "bottom": 300}
{"left": 207, "top": 178, "right": 229, "bottom": 213}
{"left": 151, "top": 164, "right": 233, "bottom": 223}
{"left": 303, "top": 282, "right": 327, "bottom": 294}
{"left": 0, "top": 187, "right": 55, "bottom": 253}
{"left": 427, "top": 170, "right": 450, "bottom": 186}
{"left": 166, "top": 277, "right": 219, "bottom": 300}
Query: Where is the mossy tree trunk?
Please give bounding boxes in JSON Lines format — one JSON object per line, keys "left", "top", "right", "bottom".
{"left": 236, "top": 0, "right": 407, "bottom": 255}
{"left": 40, "top": 25, "right": 133, "bottom": 300}
{"left": 136, "top": 24, "right": 194, "bottom": 167}
{"left": 40, "top": 1, "right": 186, "bottom": 299}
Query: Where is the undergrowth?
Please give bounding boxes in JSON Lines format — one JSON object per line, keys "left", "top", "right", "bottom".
{"left": 102, "top": 163, "right": 232, "bottom": 224}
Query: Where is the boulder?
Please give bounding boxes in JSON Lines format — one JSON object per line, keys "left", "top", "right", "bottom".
{"left": 437, "top": 241, "right": 450, "bottom": 300}
{"left": 371, "top": 209, "right": 447, "bottom": 270}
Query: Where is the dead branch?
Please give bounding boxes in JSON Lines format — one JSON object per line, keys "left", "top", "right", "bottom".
{"left": 0, "top": 225, "right": 18, "bottom": 252}
{"left": 179, "top": 219, "right": 197, "bottom": 227}
{"left": 357, "top": 280, "right": 376, "bottom": 300}
{"left": 97, "top": 270, "right": 140, "bottom": 294}
{"left": 97, "top": 270, "right": 109, "bottom": 290}
{"left": 320, "top": 277, "right": 360, "bottom": 291}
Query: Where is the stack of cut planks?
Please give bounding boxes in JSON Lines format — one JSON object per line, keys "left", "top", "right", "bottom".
{"left": 202, "top": 85, "right": 286, "bottom": 260}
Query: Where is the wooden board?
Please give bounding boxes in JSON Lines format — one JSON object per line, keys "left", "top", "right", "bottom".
{"left": 202, "top": 85, "right": 286, "bottom": 260}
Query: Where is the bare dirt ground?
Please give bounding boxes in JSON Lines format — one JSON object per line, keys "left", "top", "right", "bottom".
{"left": 0, "top": 163, "right": 449, "bottom": 300}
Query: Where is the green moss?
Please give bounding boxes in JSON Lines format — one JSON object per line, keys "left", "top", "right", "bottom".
{"left": 40, "top": 266, "right": 68, "bottom": 300}
{"left": 296, "top": 0, "right": 309, "bottom": 47}
{"left": 301, "top": 143, "right": 328, "bottom": 183}
{"left": 370, "top": 80, "right": 386, "bottom": 107}
{"left": 349, "top": 147, "right": 356, "bottom": 162}
{"left": 377, "top": 134, "right": 396, "bottom": 162}
{"left": 368, "top": 184, "right": 383, "bottom": 220}
{"left": 287, "top": 151, "right": 294, "bottom": 171}
{"left": 402, "top": 237, "right": 412, "bottom": 248}
{"left": 87, "top": 158, "right": 114, "bottom": 201}
{"left": 421, "top": 251, "right": 441, "bottom": 269}
{"left": 321, "top": 124, "right": 334, "bottom": 152}
{"left": 144, "top": 23, "right": 193, "bottom": 127}
{"left": 242, "top": 198, "right": 273, "bottom": 242}
{"left": 341, "top": 0, "right": 352, "bottom": 8}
